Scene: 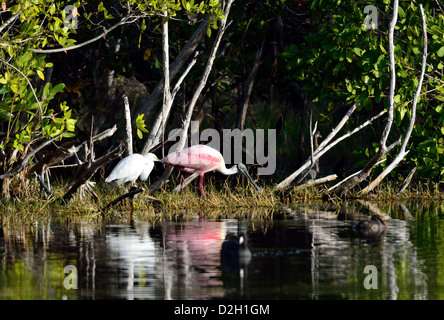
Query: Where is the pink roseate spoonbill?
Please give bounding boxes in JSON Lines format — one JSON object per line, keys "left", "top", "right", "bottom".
{"left": 105, "top": 153, "right": 160, "bottom": 187}
{"left": 162, "top": 144, "right": 261, "bottom": 198}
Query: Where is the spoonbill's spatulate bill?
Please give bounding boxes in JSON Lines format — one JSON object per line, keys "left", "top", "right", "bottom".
{"left": 162, "top": 144, "right": 261, "bottom": 198}
{"left": 105, "top": 153, "right": 160, "bottom": 186}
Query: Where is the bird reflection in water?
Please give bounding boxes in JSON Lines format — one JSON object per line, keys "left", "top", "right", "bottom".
{"left": 220, "top": 233, "right": 252, "bottom": 296}
{"left": 162, "top": 220, "right": 225, "bottom": 299}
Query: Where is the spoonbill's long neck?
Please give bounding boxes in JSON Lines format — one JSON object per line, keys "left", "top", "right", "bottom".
{"left": 217, "top": 162, "right": 239, "bottom": 176}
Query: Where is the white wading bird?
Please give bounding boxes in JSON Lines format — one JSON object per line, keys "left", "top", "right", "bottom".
{"left": 105, "top": 153, "right": 160, "bottom": 187}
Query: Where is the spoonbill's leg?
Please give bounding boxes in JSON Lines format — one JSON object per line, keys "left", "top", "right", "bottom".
{"left": 199, "top": 173, "right": 206, "bottom": 198}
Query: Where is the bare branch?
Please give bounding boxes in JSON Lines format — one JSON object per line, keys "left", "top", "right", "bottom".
{"left": 397, "top": 166, "right": 417, "bottom": 195}
{"left": 277, "top": 103, "right": 376, "bottom": 189}
{"left": 0, "top": 10, "right": 21, "bottom": 33}
{"left": 236, "top": 38, "right": 265, "bottom": 130}
{"left": 140, "top": 18, "right": 210, "bottom": 153}
{"left": 0, "top": 134, "right": 63, "bottom": 180}
{"left": 380, "top": 0, "right": 399, "bottom": 149}
{"left": 293, "top": 174, "right": 338, "bottom": 191}
{"left": 62, "top": 144, "right": 124, "bottom": 202}
{"left": 171, "top": 51, "right": 199, "bottom": 98}
{"left": 31, "top": 15, "right": 137, "bottom": 54}
{"left": 360, "top": 4, "right": 427, "bottom": 195}
{"left": 103, "top": 187, "right": 144, "bottom": 209}
{"left": 0, "top": 57, "right": 43, "bottom": 123}
{"left": 28, "top": 125, "right": 117, "bottom": 176}
{"left": 123, "top": 96, "right": 133, "bottom": 156}
{"left": 331, "top": 1, "right": 400, "bottom": 197}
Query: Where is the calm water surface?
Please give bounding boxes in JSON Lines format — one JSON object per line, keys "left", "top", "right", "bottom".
{"left": 1, "top": 201, "right": 444, "bottom": 300}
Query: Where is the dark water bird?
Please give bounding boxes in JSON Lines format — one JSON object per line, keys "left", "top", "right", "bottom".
{"left": 161, "top": 144, "right": 261, "bottom": 198}
{"left": 353, "top": 215, "right": 387, "bottom": 238}
{"left": 221, "top": 233, "right": 252, "bottom": 271}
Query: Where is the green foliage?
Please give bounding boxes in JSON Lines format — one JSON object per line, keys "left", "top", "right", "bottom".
{"left": 0, "top": 1, "right": 80, "bottom": 161}
{"left": 135, "top": 114, "right": 149, "bottom": 139}
{"left": 0, "top": 0, "right": 223, "bottom": 181}
{"left": 283, "top": 1, "right": 444, "bottom": 180}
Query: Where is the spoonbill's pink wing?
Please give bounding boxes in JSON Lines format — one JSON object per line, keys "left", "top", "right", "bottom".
{"left": 163, "top": 145, "right": 222, "bottom": 173}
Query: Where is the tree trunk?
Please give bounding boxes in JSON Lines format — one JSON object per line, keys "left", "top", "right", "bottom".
{"left": 236, "top": 38, "right": 265, "bottom": 130}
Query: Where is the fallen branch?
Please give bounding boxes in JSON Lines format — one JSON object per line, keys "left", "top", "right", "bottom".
{"left": 276, "top": 104, "right": 356, "bottom": 189}
{"left": 328, "top": 137, "right": 400, "bottom": 192}
{"left": 328, "top": 159, "right": 386, "bottom": 192}
{"left": 61, "top": 121, "right": 123, "bottom": 202}
{"left": 103, "top": 187, "right": 144, "bottom": 209}
{"left": 293, "top": 174, "right": 338, "bottom": 191}
{"left": 62, "top": 144, "right": 124, "bottom": 202}
{"left": 276, "top": 103, "right": 385, "bottom": 189}
{"left": 28, "top": 125, "right": 117, "bottom": 176}
{"left": 397, "top": 166, "right": 417, "bottom": 195}
{"left": 0, "top": 134, "right": 63, "bottom": 180}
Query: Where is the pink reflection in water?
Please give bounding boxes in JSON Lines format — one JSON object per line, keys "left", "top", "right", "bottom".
{"left": 161, "top": 219, "right": 226, "bottom": 299}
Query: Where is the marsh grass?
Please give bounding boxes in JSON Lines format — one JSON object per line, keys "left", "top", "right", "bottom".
{"left": 1, "top": 176, "right": 443, "bottom": 224}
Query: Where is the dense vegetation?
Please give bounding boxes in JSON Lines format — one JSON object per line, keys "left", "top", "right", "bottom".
{"left": 0, "top": 0, "right": 443, "bottom": 204}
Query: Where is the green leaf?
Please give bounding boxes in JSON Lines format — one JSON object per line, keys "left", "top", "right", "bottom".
{"left": 332, "top": 62, "right": 343, "bottom": 76}
{"left": 363, "top": 97, "right": 372, "bottom": 111}
{"left": 37, "top": 70, "right": 44, "bottom": 80}
{"left": 66, "top": 118, "right": 76, "bottom": 131}
{"left": 353, "top": 47, "right": 363, "bottom": 57}
{"left": 412, "top": 47, "right": 421, "bottom": 55}
{"left": 43, "top": 82, "right": 51, "bottom": 99}
{"left": 49, "top": 3, "right": 55, "bottom": 15}
{"left": 437, "top": 46, "right": 444, "bottom": 57}
{"left": 63, "top": 132, "right": 76, "bottom": 138}
{"left": 10, "top": 84, "right": 18, "bottom": 94}
{"left": 51, "top": 83, "right": 65, "bottom": 95}
{"left": 398, "top": 6, "right": 405, "bottom": 18}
